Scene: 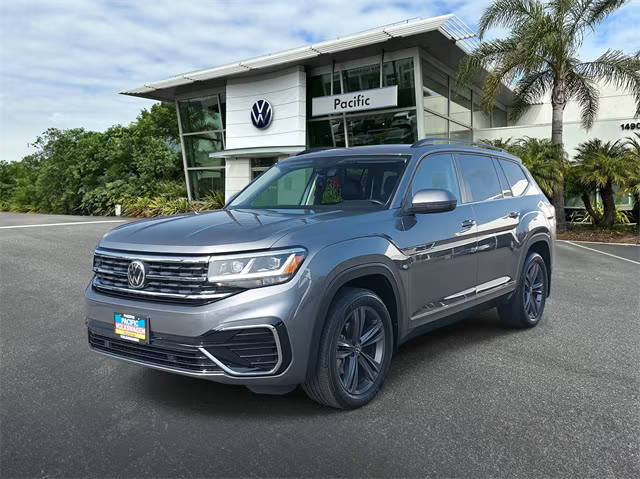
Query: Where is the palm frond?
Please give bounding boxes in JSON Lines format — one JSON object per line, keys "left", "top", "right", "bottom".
{"left": 577, "top": 50, "right": 640, "bottom": 116}
{"left": 583, "top": 0, "right": 629, "bottom": 29}
{"left": 574, "top": 138, "right": 634, "bottom": 188}
{"left": 456, "top": 39, "right": 520, "bottom": 89}
{"left": 509, "top": 70, "right": 554, "bottom": 121}
{"left": 565, "top": 70, "right": 599, "bottom": 129}
{"left": 477, "top": 0, "right": 542, "bottom": 38}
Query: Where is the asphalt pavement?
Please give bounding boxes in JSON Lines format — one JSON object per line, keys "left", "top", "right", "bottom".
{"left": 1, "top": 212, "right": 639, "bottom": 478}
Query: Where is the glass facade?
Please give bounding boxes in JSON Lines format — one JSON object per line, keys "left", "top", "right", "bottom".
{"left": 251, "top": 158, "right": 277, "bottom": 180}
{"left": 188, "top": 168, "right": 225, "bottom": 200}
{"left": 173, "top": 52, "right": 512, "bottom": 201}
{"left": 178, "top": 93, "right": 226, "bottom": 200}
{"left": 346, "top": 111, "right": 417, "bottom": 146}
{"left": 421, "top": 56, "right": 508, "bottom": 139}
{"left": 307, "top": 57, "right": 417, "bottom": 147}
{"left": 183, "top": 133, "right": 224, "bottom": 168}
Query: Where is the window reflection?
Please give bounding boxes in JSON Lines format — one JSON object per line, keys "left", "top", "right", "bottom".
{"left": 382, "top": 58, "right": 415, "bottom": 108}
{"left": 308, "top": 118, "right": 346, "bottom": 147}
{"left": 183, "top": 133, "right": 224, "bottom": 167}
{"left": 188, "top": 168, "right": 225, "bottom": 200}
{"left": 423, "top": 111, "right": 448, "bottom": 138}
{"left": 346, "top": 111, "right": 417, "bottom": 145}
{"left": 449, "top": 123, "right": 472, "bottom": 141}
{"left": 450, "top": 87, "right": 472, "bottom": 126}
{"left": 179, "top": 95, "right": 224, "bottom": 132}
{"left": 492, "top": 107, "right": 507, "bottom": 127}
{"left": 422, "top": 66, "right": 448, "bottom": 115}
{"left": 251, "top": 157, "right": 277, "bottom": 180}
{"left": 342, "top": 64, "right": 380, "bottom": 93}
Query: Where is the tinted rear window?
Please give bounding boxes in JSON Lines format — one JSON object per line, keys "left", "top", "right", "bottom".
{"left": 499, "top": 160, "right": 529, "bottom": 196}
{"left": 456, "top": 154, "right": 502, "bottom": 202}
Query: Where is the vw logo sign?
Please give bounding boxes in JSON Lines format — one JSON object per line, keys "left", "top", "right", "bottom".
{"left": 127, "top": 260, "right": 146, "bottom": 289}
{"left": 250, "top": 99, "right": 273, "bottom": 129}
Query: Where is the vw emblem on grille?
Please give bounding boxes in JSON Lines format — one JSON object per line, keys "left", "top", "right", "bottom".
{"left": 127, "top": 260, "right": 146, "bottom": 289}
{"left": 250, "top": 99, "right": 273, "bottom": 129}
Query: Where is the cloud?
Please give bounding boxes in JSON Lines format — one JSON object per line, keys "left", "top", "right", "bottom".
{"left": 1, "top": 0, "right": 639, "bottom": 162}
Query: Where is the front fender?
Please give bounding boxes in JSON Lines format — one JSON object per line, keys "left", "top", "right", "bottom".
{"left": 303, "top": 235, "right": 408, "bottom": 380}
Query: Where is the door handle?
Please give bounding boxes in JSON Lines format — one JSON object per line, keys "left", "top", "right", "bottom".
{"left": 460, "top": 219, "right": 476, "bottom": 230}
{"left": 508, "top": 211, "right": 520, "bottom": 219}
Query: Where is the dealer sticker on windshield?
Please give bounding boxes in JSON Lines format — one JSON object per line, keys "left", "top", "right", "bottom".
{"left": 114, "top": 313, "right": 147, "bottom": 342}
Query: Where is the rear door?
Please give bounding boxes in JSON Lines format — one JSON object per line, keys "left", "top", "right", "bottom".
{"left": 454, "top": 153, "right": 520, "bottom": 293}
{"left": 398, "top": 153, "right": 478, "bottom": 324}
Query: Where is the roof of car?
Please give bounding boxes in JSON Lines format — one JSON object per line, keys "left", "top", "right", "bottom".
{"left": 289, "top": 142, "right": 522, "bottom": 163}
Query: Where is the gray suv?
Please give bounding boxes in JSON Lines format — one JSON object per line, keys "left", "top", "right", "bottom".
{"left": 86, "top": 139, "right": 555, "bottom": 409}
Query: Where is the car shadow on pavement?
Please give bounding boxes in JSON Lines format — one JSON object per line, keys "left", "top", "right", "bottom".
{"left": 133, "top": 308, "right": 522, "bottom": 417}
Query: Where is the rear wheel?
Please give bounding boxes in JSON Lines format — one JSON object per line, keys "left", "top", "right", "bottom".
{"left": 498, "top": 252, "right": 548, "bottom": 328}
{"left": 303, "top": 287, "right": 393, "bottom": 409}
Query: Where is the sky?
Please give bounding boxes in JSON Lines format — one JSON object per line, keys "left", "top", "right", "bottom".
{"left": 1, "top": 0, "right": 639, "bottom": 163}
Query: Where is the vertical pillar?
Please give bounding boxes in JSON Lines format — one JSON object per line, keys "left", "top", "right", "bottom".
{"left": 225, "top": 158, "right": 251, "bottom": 200}
{"left": 175, "top": 100, "right": 192, "bottom": 201}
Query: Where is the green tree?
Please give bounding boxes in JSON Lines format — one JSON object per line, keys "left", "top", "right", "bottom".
{"left": 516, "top": 137, "right": 569, "bottom": 200}
{"left": 573, "top": 139, "right": 637, "bottom": 226}
{"left": 482, "top": 137, "right": 568, "bottom": 200}
{"left": 622, "top": 132, "right": 640, "bottom": 221}
{"left": 1, "top": 102, "right": 184, "bottom": 215}
{"left": 457, "top": 0, "right": 640, "bottom": 229}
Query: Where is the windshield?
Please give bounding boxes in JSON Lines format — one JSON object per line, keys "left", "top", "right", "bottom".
{"left": 228, "top": 156, "right": 408, "bottom": 210}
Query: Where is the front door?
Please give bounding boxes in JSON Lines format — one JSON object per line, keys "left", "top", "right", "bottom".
{"left": 396, "top": 153, "right": 478, "bottom": 324}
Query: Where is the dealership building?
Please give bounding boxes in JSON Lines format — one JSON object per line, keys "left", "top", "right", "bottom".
{"left": 122, "top": 14, "right": 637, "bottom": 208}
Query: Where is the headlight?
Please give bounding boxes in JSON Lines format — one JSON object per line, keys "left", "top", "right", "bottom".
{"left": 207, "top": 248, "right": 306, "bottom": 288}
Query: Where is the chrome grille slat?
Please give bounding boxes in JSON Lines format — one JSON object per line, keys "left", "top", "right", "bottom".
{"left": 92, "top": 248, "right": 235, "bottom": 304}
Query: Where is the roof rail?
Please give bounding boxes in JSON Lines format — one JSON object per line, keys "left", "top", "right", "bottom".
{"left": 294, "top": 147, "right": 337, "bottom": 156}
{"left": 411, "top": 137, "right": 508, "bottom": 153}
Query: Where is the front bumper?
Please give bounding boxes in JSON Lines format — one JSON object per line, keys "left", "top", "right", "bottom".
{"left": 85, "top": 269, "right": 318, "bottom": 388}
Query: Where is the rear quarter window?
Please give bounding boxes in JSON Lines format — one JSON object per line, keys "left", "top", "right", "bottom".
{"left": 499, "top": 159, "right": 529, "bottom": 196}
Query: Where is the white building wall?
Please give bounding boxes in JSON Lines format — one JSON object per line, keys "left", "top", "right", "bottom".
{"left": 225, "top": 66, "right": 307, "bottom": 149}
{"left": 225, "top": 158, "right": 251, "bottom": 199}
{"left": 478, "top": 80, "right": 638, "bottom": 158}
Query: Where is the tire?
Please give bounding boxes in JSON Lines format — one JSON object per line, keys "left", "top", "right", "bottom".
{"left": 303, "top": 287, "right": 394, "bottom": 409}
{"left": 498, "top": 252, "right": 548, "bottom": 328}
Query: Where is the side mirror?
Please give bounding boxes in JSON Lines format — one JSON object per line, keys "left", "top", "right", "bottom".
{"left": 409, "top": 188, "right": 457, "bottom": 214}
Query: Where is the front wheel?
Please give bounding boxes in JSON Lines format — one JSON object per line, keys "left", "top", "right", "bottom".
{"left": 303, "top": 287, "right": 393, "bottom": 409}
{"left": 498, "top": 252, "right": 548, "bottom": 328}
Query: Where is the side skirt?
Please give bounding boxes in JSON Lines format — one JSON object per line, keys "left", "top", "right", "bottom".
{"left": 398, "top": 293, "right": 511, "bottom": 346}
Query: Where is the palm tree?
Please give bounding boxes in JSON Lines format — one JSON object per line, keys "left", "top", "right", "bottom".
{"left": 573, "top": 139, "right": 636, "bottom": 226}
{"left": 482, "top": 137, "right": 568, "bottom": 199}
{"left": 515, "top": 137, "right": 569, "bottom": 200}
{"left": 457, "top": 0, "right": 640, "bottom": 230}
{"left": 622, "top": 132, "right": 640, "bottom": 222}
{"left": 481, "top": 137, "right": 518, "bottom": 153}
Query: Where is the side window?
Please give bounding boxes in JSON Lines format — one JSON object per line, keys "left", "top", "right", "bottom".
{"left": 493, "top": 158, "right": 513, "bottom": 197}
{"left": 499, "top": 159, "right": 529, "bottom": 196}
{"left": 411, "top": 154, "right": 461, "bottom": 202}
{"left": 456, "top": 154, "right": 502, "bottom": 202}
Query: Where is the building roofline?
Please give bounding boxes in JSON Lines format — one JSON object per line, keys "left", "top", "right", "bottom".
{"left": 120, "top": 14, "right": 481, "bottom": 99}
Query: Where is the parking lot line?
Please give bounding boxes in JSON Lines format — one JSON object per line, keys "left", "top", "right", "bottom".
{"left": 0, "top": 220, "right": 126, "bottom": 229}
{"left": 562, "top": 240, "right": 640, "bottom": 265}
{"left": 564, "top": 239, "right": 639, "bottom": 247}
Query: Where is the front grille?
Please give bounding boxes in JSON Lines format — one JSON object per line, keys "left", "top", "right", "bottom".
{"left": 88, "top": 330, "right": 221, "bottom": 374}
{"left": 92, "top": 248, "right": 236, "bottom": 304}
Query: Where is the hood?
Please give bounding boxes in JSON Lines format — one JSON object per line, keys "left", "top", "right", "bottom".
{"left": 98, "top": 208, "right": 372, "bottom": 254}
